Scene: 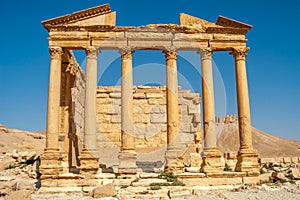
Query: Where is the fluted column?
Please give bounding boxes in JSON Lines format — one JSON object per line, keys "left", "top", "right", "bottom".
{"left": 198, "top": 48, "right": 223, "bottom": 174}
{"left": 231, "top": 48, "right": 259, "bottom": 174}
{"left": 164, "top": 47, "right": 184, "bottom": 173}
{"left": 79, "top": 47, "right": 100, "bottom": 174}
{"left": 40, "top": 46, "right": 64, "bottom": 178}
{"left": 118, "top": 47, "right": 137, "bottom": 174}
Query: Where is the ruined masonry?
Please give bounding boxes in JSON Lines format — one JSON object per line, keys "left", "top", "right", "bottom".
{"left": 39, "top": 4, "right": 260, "bottom": 193}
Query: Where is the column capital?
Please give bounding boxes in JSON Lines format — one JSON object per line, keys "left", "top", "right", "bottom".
{"left": 163, "top": 46, "right": 177, "bottom": 61}
{"left": 49, "top": 47, "right": 63, "bottom": 60}
{"left": 119, "top": 46, "right": 134, "bottom": 60}
{"left": 197, "top": 48, "right": 212, "bottom": 61}
{"left": 231, "top": 47, "right": 250, "bottom": 61}
{"left": 85, "top": 47, "right": 100, "bottom": 60}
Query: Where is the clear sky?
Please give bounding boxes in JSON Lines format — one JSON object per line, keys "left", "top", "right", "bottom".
{"left": 0, "top": 0, "right": 299, "bottom": 141}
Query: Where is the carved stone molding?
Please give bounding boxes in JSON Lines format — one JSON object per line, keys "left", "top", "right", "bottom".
{"left": 231, "top": 47, "right": 250, "bottom": 61}
{"left": 163, "top": 46, "right": 177, "bottom": 61}
{"left": 65, "top": 62, "right": 79, "bottom": 76}
{"left": 85, "top": 47, "right": 100, "bottom": 60}
{"left": 49, "top": 47, "right": 63, "bottom": 60}
{"left": 119, "top": 46, "right": 134, "bottom": 60}
{"left": 197, "top": 48, "right": 212, "bottom": 61}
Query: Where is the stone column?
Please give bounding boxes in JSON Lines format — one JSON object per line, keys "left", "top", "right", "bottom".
{"left": 118, "top": 47, "right": 137, "bottom": 174}
{"left": 164, "top": 47, "right": 184, "bottom": 173}
{"left": 79, "top": 47, "right": 100, "bottom": 174}
{"left": 198, "top": 48, "right": 223, "bottom": 174}
{"left": 40, "top": 46, "right": 64, "bottom": 178}
{"left": 231, "top": 48, "right": 259, "bottom": 174}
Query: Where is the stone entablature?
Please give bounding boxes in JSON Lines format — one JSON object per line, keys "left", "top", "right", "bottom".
{"left": 42, "top": 5, "right": 251, "bottom": 51}
{"left": 96, "top": 86, "right": 201, "bottom": 152}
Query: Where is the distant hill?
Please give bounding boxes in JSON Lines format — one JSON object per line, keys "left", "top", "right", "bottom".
{"left": 216, "top": 120, "right": 300, "bottom": 158}
{"left": 0, "top": 124, "right": 45, "bottom": 155}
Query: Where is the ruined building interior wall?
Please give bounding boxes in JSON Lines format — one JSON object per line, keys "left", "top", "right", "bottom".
{"left": 95, "top": 86, "right": 202, "bottom": 166}
{"left": 71, "top": 68, "right": 86, "bottom": 142}
{"left": 60, "top": 64, "right": 202, "bottom": 167}
{"left": 58, "top": 66, "right": 86, "bottom": 170}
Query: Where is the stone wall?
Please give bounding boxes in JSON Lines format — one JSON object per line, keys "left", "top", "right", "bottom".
{"left": 71, "top": 68, "right": 86, "bottom": 142}
{"left": 96, "top": 86, "right": 201, "bottom": 165}
{"left": 215, "top": 114, "right": 237, "bottom": 124}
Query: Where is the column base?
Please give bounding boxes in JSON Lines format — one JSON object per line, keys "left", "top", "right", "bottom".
{"left": 118, "top": 151, "right": 138, "bottom": 174}
{"left": 200, "top": 147, "right": 224, "bottom": 174}
{"left": 78, "top": 148, "right": 99, "bottom": 174}
{"left": 235, "top": 148, "right": 259, "bottom": 175}
{"left": 39, "top": 148, "right": 63, "bottom": 179}
{"left": 165, "top": 146, "right": 185, "bottom": 174}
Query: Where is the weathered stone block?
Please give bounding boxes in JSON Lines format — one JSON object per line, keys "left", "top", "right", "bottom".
{"left": 150, "top": 114, "right": 166, "bottom": 123}
{"left": 133, "top": 114, "right": 150, "bottom": 123}
{"left": 150, "top": 105, "right": 166, "bottom": 114}
{"left": 168, "top": 188, "right": 191, "bottom": 199}
{"left": 92, "top": 183, "right": 117, "bottom": 198}
{"left": 189, "top": 153, "right": 202, "bottom": 167}
{"left": 109, "top": 92, "right": 121, "bottom": 98}
{"left": 243, "top": 176, "right": 260, "bottom": 185}
{"left": 188, "top": 105, "right": 199, "bottom": 114}
{"left": 146, "top": 93, "right": 164, "bottom": 98}
{"left": 148, "top": 98, "right": 166, "bottom": 105}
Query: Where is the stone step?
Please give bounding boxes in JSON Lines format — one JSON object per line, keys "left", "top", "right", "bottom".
{"left": 138, "top": 172, "right": 160, "bottom": 179}
{"left": 131, "top": 178, "right": 167, "bottom": 187}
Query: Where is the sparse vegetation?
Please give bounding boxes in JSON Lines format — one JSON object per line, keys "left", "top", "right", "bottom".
{"left": 224, "top": 165, "right": 233, "bottom": 171}
{"left": 138, "top": 190, "right": 149, "bottom": 194}
{"left": 149, "top": 185, "right": 161, "bottom": 190}
{"left": 120, "top": 185, "right": 129, "bottom": 189}
{"left": 153, "top": 172, "right": 186, "bottom": 187}
{"left": 5, "top": 163, "right": 29, "bottom": 170}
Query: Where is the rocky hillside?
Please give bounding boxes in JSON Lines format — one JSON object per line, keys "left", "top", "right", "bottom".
{"left": 0, "top": 124, "right": 45, "bottom": 156}
{"left": 216, "top": 116, "right": 300, "bottom": 157}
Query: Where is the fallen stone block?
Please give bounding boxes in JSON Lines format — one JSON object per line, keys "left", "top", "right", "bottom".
{"left": 0, "top": 156, "right": 16, "bottom": 171}
{"left": 4, "top": 189, "right": 32, "bottom": 200}
{"left": 291, "top": 168, "right": 300, "bottom": 180}
{"left": 92, "top": 183, "right": 117, "bottom": 198}
{"left": 168, "top": 188, "right": 191, "bottom": 199}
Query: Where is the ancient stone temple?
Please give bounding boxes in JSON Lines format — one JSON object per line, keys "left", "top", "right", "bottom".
{"left": 39, "top": 4, "right": 259, "bottom": 192}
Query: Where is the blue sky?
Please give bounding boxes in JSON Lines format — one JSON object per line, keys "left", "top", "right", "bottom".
{"left": 0, "top": 0, "right": 299, "bottom": 140}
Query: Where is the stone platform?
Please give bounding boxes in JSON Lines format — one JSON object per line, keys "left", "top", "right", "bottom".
{"left": 38, "top": 171, "right": 259, "bottom": 195}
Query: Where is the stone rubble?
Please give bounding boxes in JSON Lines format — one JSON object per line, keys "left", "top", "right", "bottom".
{"left": 0, "top": 145, "right": 300, "bottom": 199}
{"left": 0, "top": 149, "right": 39, "bottom": 197}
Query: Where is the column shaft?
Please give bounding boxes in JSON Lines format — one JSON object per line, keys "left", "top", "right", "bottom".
{"left": 118, "top": 47, "right": 137, "bottom": 174}
{"left": 198, "top": 48, "right": 223, "bottom": 174}
{"left": 231, "top": 48, "right": 259, "bottom": 174}
{"left": 79, "top": 47, "right": 100, "bottom": 174}
{"left": 46, "top": 47, "right": 63, "bottom": 150}
{"left": 40, "top": 46, "right": 63, "bottom": 178}
{"left": 84, "top": 47, "right": 99, "bottom": 150}
{"left": 121, "top": 48, "right": 135, "bottom": 152}
{"left": 163, "top": 47, "right": 184, "bottom": 174}
{"left": 199, "top": 49, "right": 217, "bottom": 150}
{"left": 233, "top": 48, "right": 253, "bottom": 149}
{"left": 165, "top": 50, "right": 179, "bottom": 145}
